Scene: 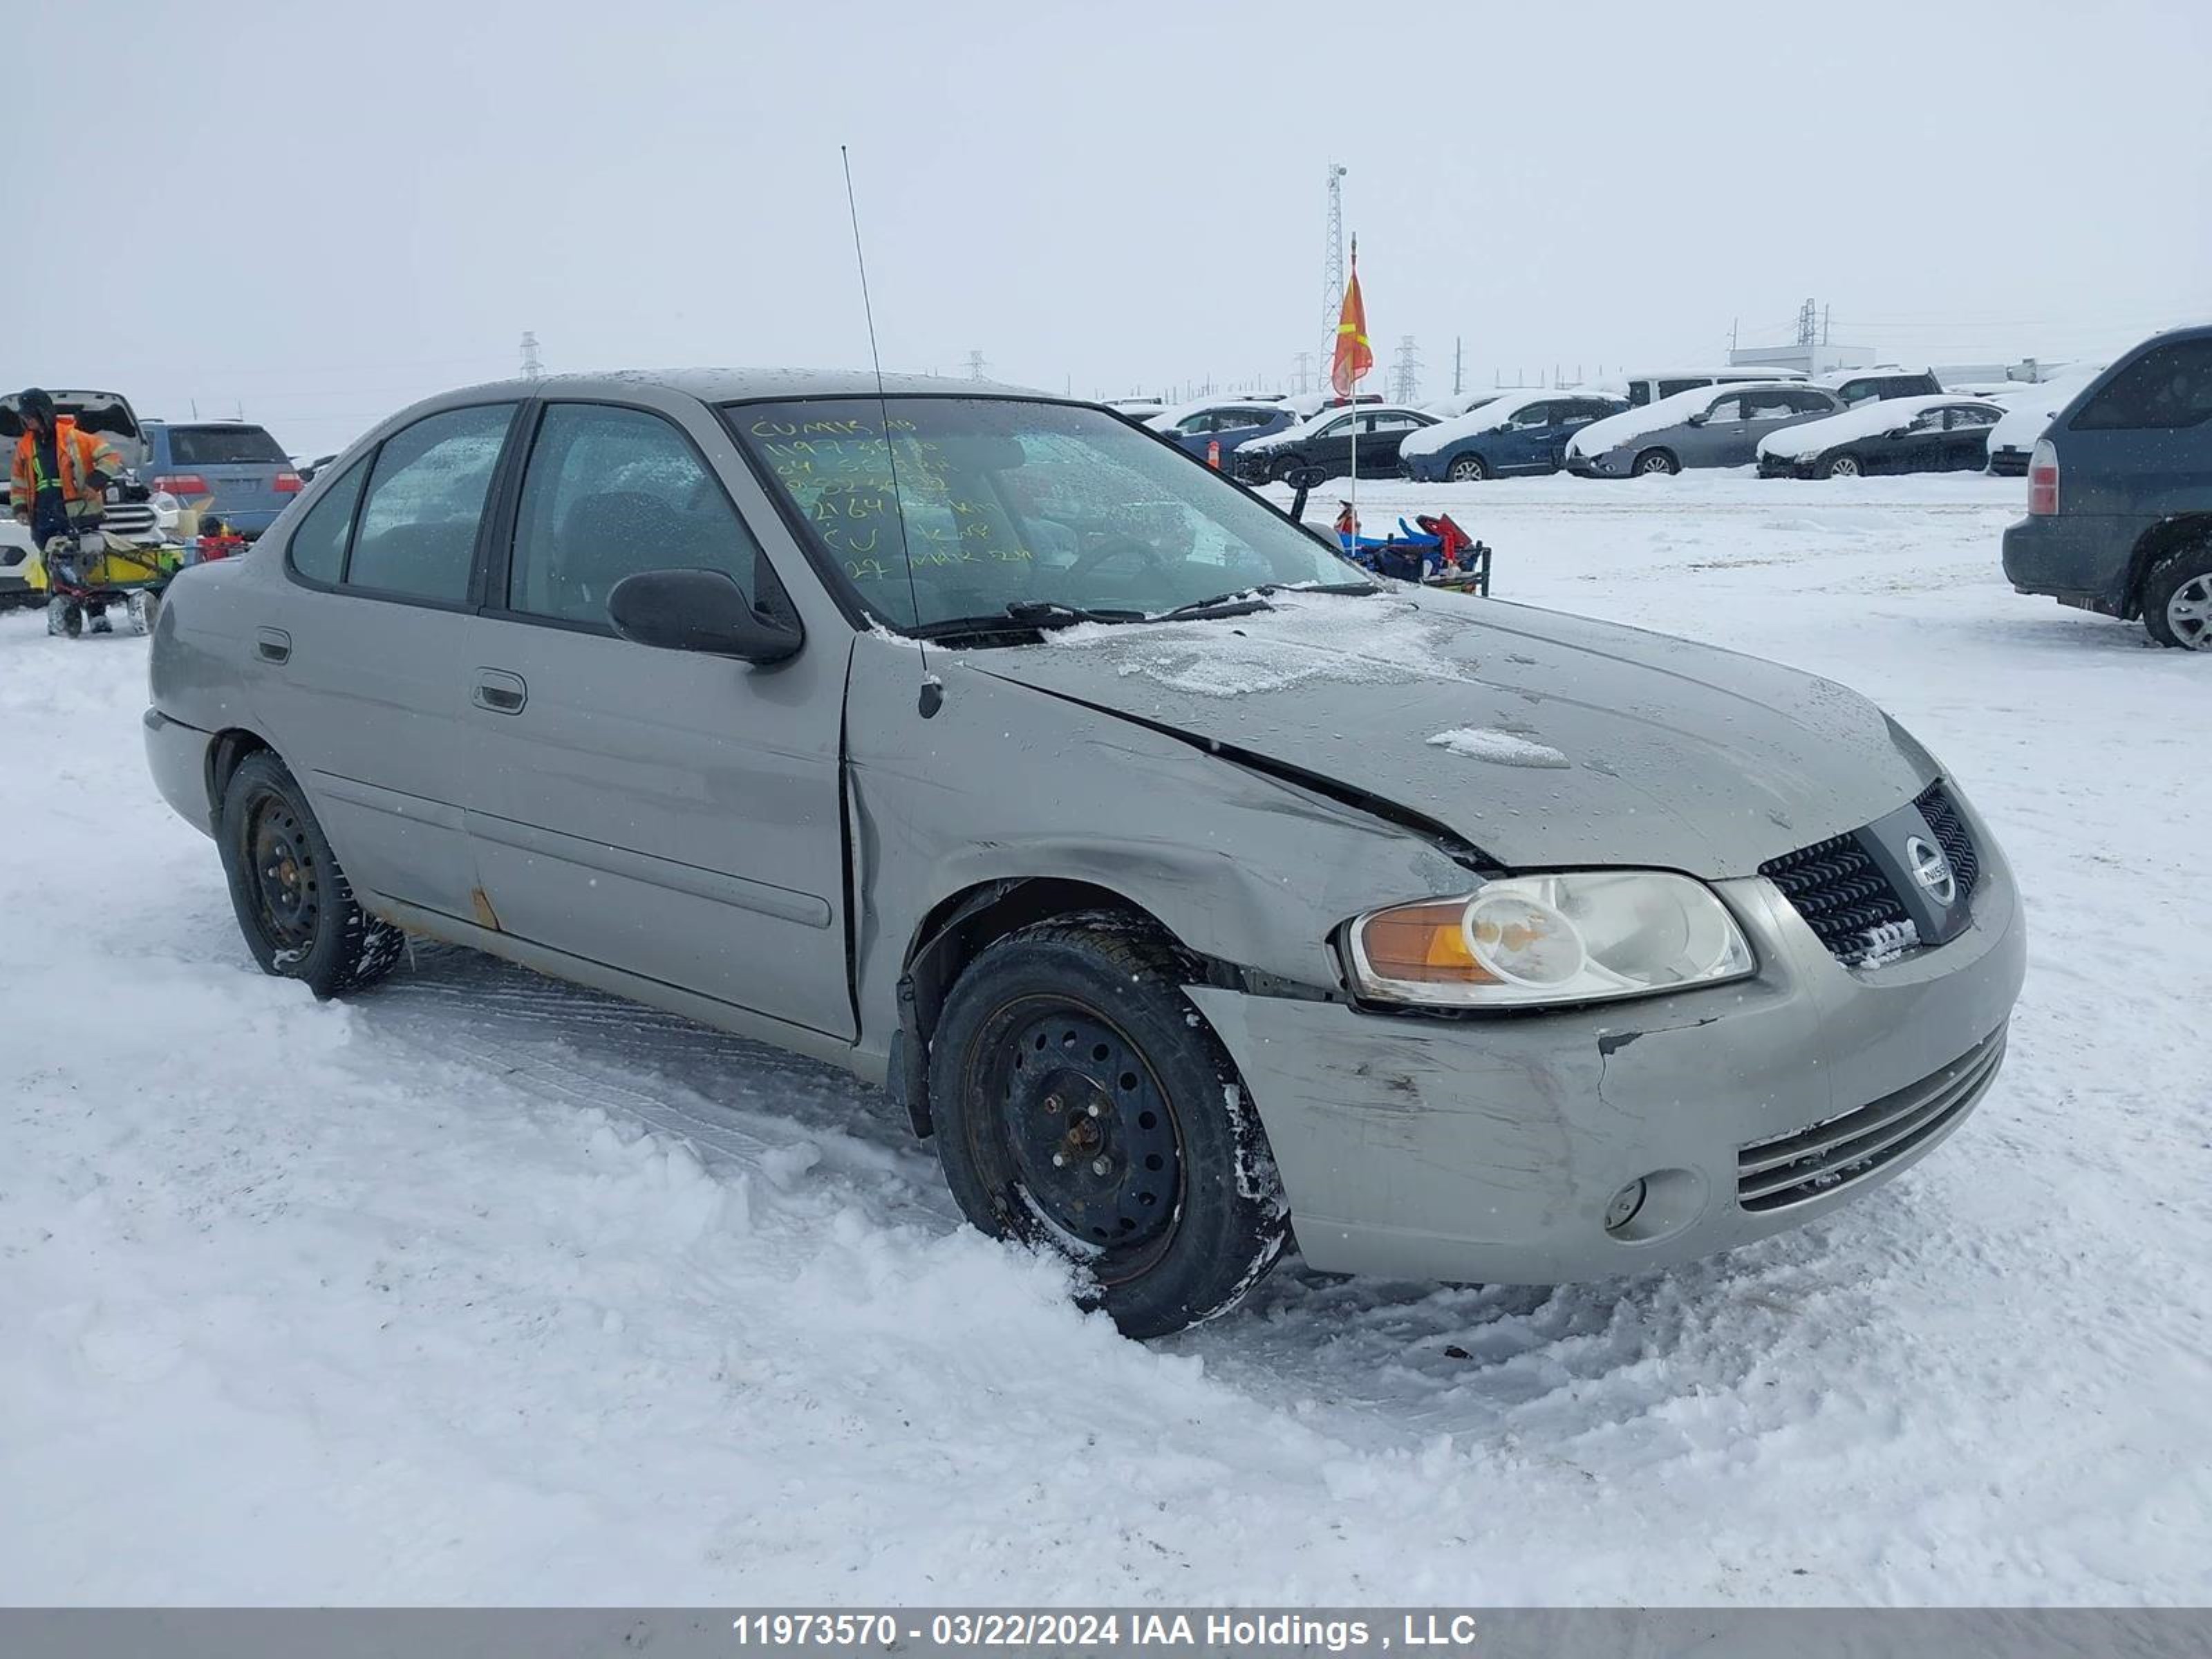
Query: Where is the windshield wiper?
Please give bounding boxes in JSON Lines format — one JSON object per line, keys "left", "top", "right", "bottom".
{"left": 906, "top": 599, "right": 1146, "bottom": 641}
{"left": 1152, "top": 579, "right": 1380, "bottom": 623}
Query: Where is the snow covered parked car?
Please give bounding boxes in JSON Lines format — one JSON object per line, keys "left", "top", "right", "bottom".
{"left": 1400, "top": 389, "right": 1627, "bottom": 482}
{"left": 1567, "top": 382, "right": 1844, "bottom": 476}
{"left": 1232, "top": 402, "right": 1436, "bottom": 483}
{"left": 142, "top": 370, "right": 2025, "bottom": 1338}
{"left": 1985, "top": 374, "right": 2101, "bottom": 476}
{"left": 1756, "top": 396, "right": 2004, "bottom": 479}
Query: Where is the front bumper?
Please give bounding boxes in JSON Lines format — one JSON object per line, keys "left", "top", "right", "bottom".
{"left": 1190, "top": 834, "right": 2025, "bottom": 1284}
{"left": 2000, "top": 513, "right": 2137, "bottom": 609}
{"left": 1566, "top": 450, "right": 1623, "bottom": 477}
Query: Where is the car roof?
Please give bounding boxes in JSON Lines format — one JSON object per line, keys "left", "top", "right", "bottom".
{"left": 435, "top": 367, "right": 1051, "bottom": 405}
{"left": 1629, "top": 367, "right": 1809, "bottom": 380}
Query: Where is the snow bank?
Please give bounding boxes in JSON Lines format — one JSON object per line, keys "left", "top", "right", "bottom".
{"left": 1427, "top": 726, "right": 1571, "bottom": 767}
{"left": 1756, "top": 395, "right": 2000, "bottom": 463}
{"left": 1566, "top": 381, "right": 1797, "bottom": 460}
{"left": 1400, "top": 390, "right": 1552, "bottom": 460}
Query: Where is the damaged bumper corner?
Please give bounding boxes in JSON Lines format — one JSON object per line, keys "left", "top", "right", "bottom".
{"left": 1186, "top": 867, "right": 2026, "bottom": 1285}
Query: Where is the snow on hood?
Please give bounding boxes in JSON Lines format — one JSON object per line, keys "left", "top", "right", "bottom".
{"left": 1988, "top": 375, "right": 2100, "bottom": 453}
{"left": 969, "top": 589, "right": 1933, "bottom": 877}
{"left": 1239, "top": 404, "right": 1427, "bottom": 456}
{"left": 1754, "top": 395, "right": 2000, "bottom": 462}
{"left": 1400, "top": 391, "right": 1552, "bottom": 460}
{"left": 1564, "top": 382, "right": 1799, "bottom": 461}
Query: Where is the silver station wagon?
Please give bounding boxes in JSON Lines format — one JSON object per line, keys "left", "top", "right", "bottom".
{"left": 144, "top": 371, "right": 2025, "bottom": 1337}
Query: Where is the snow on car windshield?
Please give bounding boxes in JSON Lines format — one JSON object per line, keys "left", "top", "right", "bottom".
{"left": 727, "top": 397, "right": 1361, "bottom": 630}
{"left": 1755, "top": 395, "right": 1998, "bottom": 462}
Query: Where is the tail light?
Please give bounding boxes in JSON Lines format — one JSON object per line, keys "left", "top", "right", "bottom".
{"left": 153, "top": 473, "right": 209, "bottom": 497}
{"left": 2027, "top": 439, "right": 2059, "bottom": 516}
{"left": 274, "top": 472, "right": 304, "bottom": 493}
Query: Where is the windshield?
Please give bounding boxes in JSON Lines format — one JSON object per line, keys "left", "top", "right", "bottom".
{"left": 726, "top": 397, "right": 1362, "bottom": 630}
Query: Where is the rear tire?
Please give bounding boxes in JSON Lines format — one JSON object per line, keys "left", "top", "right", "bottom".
{"left": 1633, "top": 449, "right": 1679, "bottom": 476}
{"left": 1447, "top": 453, "right": 1489, "bottom": 482}
{"left": 926, "top": 918, "right": 1289, "bottom": 1338}
{"left": 125, "top": 591, "right": 155, "bottom": 635}
{"left": 2141, "top": 544, "right": 2212, "bottom": 650}
{"left": 217, "top": 751, "right": 406, "bottom": 997}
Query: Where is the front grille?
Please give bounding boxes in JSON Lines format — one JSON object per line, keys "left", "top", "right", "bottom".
{"left": 1737, "top": 1026, "right": 2006, "bottom": 1212}
{"left": 1914, "top": 780, "right": 1980, "bottom": 897}
{"left": 1759, "top": 832, "right": 1913, "bottom": 964}
{"left": 98, "top": 503, "right": 158, "bottom": 539}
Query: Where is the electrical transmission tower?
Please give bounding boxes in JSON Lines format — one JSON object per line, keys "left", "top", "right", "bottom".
{"left": 1321, "top": 163, "right": 1348, "bottom": 330}
{"left": 520, "top": 330, "right": 543, "bottom": 380}
{"left": 963, "top": 350, "right": 989, "bottom": 381}
{"left": 1288, "top": 351, "right": 1315, "bottom": 395}
{"left": 1795, "top": 299, "right": 1819, "bottom": 348}
{"left": 1390, "top": 335, "right": 1421, "bottom": 404}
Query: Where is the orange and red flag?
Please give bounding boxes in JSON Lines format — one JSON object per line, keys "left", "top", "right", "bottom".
{"left": 1330, "top": 245, "right": 1373, "bottom": 398}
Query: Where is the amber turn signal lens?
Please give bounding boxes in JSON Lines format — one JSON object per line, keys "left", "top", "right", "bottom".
{"left": 1353, "top": 901, "right": 1499, "bottom": 985}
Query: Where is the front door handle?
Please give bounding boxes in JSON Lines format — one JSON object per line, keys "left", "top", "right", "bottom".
{"left": 472, "top": 668, "right": 527, "bottom": 715}
{"left": 254, "top": 628, "right": 291, "bottom": 664}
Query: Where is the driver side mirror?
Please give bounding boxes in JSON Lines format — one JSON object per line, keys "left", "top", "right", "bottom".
{"left": 1685, "top": 412, "right": 1709, "bottom": 427}
{"left": 608, "top": 568, "right": 804, "bottom": 664}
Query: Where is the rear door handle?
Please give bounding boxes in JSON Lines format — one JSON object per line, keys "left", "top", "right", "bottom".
{"left": 473, "top": 668, "right": 527, "bottom": 715}
{"left": 255, "top": 627, "right": 291, "bottom": 664}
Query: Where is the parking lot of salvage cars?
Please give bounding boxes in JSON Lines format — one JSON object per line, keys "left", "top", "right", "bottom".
{"left": 3, "top": 467, "right": 2206, "bottom": 1605}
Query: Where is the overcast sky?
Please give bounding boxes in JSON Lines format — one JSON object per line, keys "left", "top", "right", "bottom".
{"left": 7, "top": 0, "right": 2205, "bottom": 456}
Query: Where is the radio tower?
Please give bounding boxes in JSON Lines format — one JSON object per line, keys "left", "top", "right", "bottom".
{"left": 964, "top": 349, "right": 990, "bottom": 381}
{"left": 1390, "top": 335, "right": 1422, "bottom": 404}
{"left": 520, "top": 330, "right": 543, "bottom": 380}
{"left": 1321, "top": 163, "right": 1348, "bottom": 330}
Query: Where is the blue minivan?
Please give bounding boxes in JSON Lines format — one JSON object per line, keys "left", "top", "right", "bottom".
{"left": 142, "top": 420, "right": 302, "bottom": 539}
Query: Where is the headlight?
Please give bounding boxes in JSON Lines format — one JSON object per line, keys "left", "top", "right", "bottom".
{"left": 1342, "top": 872, "right": 1754, "bottom": 1009}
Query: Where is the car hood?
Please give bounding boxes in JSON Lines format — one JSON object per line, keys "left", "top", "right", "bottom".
{"left": 964, "top": 590, "right": 1931, "bottom": 878}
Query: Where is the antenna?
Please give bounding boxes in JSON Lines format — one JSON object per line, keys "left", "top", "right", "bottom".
{"left": 839, "top": 144, "right": 936, "bottom": 713}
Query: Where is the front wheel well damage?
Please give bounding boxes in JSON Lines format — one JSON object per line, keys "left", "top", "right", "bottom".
{"left": 892, "top": 879, "right": 1249, "bottom": 1141}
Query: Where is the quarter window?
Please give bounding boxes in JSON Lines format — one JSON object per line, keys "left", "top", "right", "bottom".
{"left": 2071, "top": 340, "right": 2212, "bottom": 431}
{"left": 285, "top": 455, "right": 369, "bottom": 585}
{"left": 346, "top": 404, "right": 517, "bottom": 604}
{"left": 507, "top": 403, "right": 761, "bottom": 626}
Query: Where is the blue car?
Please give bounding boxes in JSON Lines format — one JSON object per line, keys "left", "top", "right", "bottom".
{"left": 142, "top": 420, "right": 302, "bottom": 539}
{"left": 1147, "top": 400, "right": 1297, "bottom": 464}
{"left": 1400, "top": 391, "right": 1627, "bottom": 482}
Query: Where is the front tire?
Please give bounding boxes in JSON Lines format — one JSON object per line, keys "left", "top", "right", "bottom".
{"left": 1633, "top": 448, "right": 1679, "bottom": 476}
{"left": 2141, "top": 544, "right": 2212, "bottom": 650}
{"left": 1270, "top": 454, "right": 1308, "bottom": 485}
{"left": 217, "top": 751, "right": 406, "bottom": 997}
{"left": 47, "top": 597, "right": 81, "bottom": 637}
{"left": 1822, "top": 452, "right": 1863, "bottom": 478}
{"left": 1447, "top": 453, "right": 1488, "bottom": 482}
{"left": 926, "top": 919, "right": 1289, "bottom": 1338}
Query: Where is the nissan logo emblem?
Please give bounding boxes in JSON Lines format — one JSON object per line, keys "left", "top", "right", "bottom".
{"left": 1906, "top": 836, "right": 1957, "bottom": 905}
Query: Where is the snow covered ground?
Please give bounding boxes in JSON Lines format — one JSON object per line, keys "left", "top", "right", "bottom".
{"left": 4, "top": 469, "right": 2207, "bottom": 1606}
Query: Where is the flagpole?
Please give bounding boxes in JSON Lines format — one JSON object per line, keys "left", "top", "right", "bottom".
{"left": 1347, "top": 233, "right": 1358, "bottom": 549}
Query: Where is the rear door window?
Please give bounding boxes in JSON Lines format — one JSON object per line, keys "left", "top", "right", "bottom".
{"left": 1658, "top": 378, "right": 1707, "bottom": 400}
{"left": 2071, "top": 339, "right": 2212, "bottom": 431}
{"left": 1946, "top": 405, "right": 1999, "bottom": 430}
{"left": 285, "top": 456, "right": 371, "bottom": 585}
{"left": 344, "top": 403, "right": 518, "bottom": 604}
{"left": 165, "top": 425, "right": 288, "bottom": 466}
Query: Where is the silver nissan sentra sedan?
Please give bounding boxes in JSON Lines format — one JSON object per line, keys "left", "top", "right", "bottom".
{"left": 143, "top": 370, "right": 2025, "bottom": 1338}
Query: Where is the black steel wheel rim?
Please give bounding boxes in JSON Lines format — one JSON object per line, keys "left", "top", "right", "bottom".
{"left": 247, "top": 791, "right": 321, "bottom": 953}
{"left": 980, "top": 1000, "right": 1185, "bottom": 1273}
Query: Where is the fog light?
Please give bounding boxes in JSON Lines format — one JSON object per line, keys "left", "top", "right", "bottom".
{"left": 1604, "top": 1178, "right": 1648, "bottom": 1235}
